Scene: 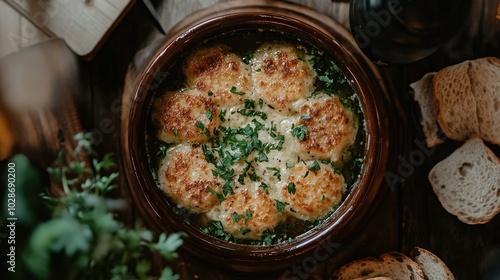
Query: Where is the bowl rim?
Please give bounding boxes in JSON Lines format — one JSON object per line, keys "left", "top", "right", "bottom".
{"left": 123, "top": 5, "right": 389, "bottom": 271}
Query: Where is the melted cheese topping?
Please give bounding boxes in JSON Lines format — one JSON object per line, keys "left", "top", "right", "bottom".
{"left": 154, "top": 42, "right": 359, "bottom": 240}
{"left": 183, "top": 44, "right": 251, "bottom": 107}
{"left": 152, "top": 89, "right": 219, "bottom": 143}
{"left": 158, "top": 144, "right": 222, "bottom": 213}
{"left": 251, "top": 43, "right": 316, "bottom": 112}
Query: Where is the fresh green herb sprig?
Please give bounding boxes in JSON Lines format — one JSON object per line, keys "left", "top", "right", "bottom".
{"left": 24, "top": 132, "right": 183, "bottom": 280}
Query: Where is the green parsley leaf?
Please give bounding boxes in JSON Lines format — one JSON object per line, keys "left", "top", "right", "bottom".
{"left": 207, "top": 186, "right": 226, "bottom": 202}
{"left": 242, "top": 52, "right": 254, "bottom": 64}
{"left": 232, "top": 212, "right": 243, "bottom": 222}
{"left": 309, "top": 160, "right": 320, "bottom": 171}
{"left": 245, "top": 209, "right": 252, "bottom": 224}
{"left": 266, "top": 167, "right": 281, "bottom": 180}
{"left": 230, "top": 86, "right": 245, "bottom": 95}
{"left": 219, "top": 110, "right": 227, "bottom": 122}
{"left": 256, "top": 151, "right": 269, "bottom": 162}
{"left": 275, "top": 200, "right": 289, "bottom": 213}
{"left": 287, "top": 183, "right": 296, "bottom": 194}
{"left": 291, "top": 124, "right": 307, "bottom": 140}
{"left": 206, "top": 110, "right": 213, "bottom": 121}
{"left": 259, "top": 182, "right": 269, "bottom": 195}
{"left": 195, "top": 121, "right": 205, "bottom": 130}
{"left": 208, "top": 90, "right": 214, "bottom": 96}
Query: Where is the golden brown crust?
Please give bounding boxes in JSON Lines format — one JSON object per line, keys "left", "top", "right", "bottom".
{"left": 297, "top": 96, "right": 357, "bottom": 161}
{"left": 281, "top": 162, "right": 344, "bottom": 221}
{"left": 152, "top": 90, "right": 219, "bottom": 143}
{"left": 159, "top": 145, "right": 222, "bottom": 213}
{"left": 251, "top": 42, "right": 315, "bottom": 111}
{"left": 208, "top": 188, "right": 284, "bottom": 240}
{"left": 183, "top": 44, "right": 250, "bottom": 106}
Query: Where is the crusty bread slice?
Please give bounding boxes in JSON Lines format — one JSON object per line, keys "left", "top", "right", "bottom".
{"left": 410, "top": 72, "right": 443, "bottom": 147}
{"left": 468, "top": 57, "right": 500, "bottom": 145}
{"left": 413, "top": 247, "right": 455, "bottom": 280}
{"left": 432, "top": 60, "right": 480, "bottom": 142}
{"left": 428, "top": 137, "right": 500, "bottom": 224}
{"left": 331, "top": 252, "right": 426, "bottom": 280}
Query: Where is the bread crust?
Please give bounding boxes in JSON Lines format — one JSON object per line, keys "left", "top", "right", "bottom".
{"left": 331, "top": 252, "right": 426, "bottom": 280}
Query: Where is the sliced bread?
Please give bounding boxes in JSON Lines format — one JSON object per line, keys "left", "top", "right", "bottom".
{"left": 432, "top": 60, "right": 480, "bottom": 142}
{"left": 413, "top": 247, "right": 455, "bottom": 280}
{"left": 468, "top": 57, "right": 500, "bottom": 145}
{"left": 331, "top": 252, "right": 426, "bottom": 280}
{"left": 428, "top": 137, "right": 500, "bottom": 224}
{"left": 410, "top": 72, "right": 443, "bottom": 147}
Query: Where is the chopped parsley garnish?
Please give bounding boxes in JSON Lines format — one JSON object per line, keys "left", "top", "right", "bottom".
{"left": 202, "top": 221, "right": 231, "bottom": 241}
{"left": 219, "top": 110, "right": 227, "bottom": 122}
{"left": 275, "top": 200, "right": 289, "bottom": 213}
{"left": 206, "top": 110, "right": 213, "bottom": 121}
{"left": 155, "top": 141, "right": 168, "bottom": 158}
{"left": 230, "top": 86, "right": 245, "bottom": 95}
{"left": 259, "top": 182, "right": 269, "bottom": 195}
{"left": 242, "top": 52, "right": 254, "bottom": 64}
{"left": 287, "top": 183, "right": 296, "bottom": 194}
{"left": 309, "top": 160, "right": 321, "bottom": 171}
{"left": 195, "top": 121, "right": 204, "bottom": 130}
{"left": 291, "top": 123, "right": 307, "bottom": 140}
{"left": 266, "top": 167, "right": 281, "bottom": 180}
{"left": 309, "top": 52, "right": 347, "bottom": 96}
{"left": 300, "top": 114, "right": 311, "bottom": 120}
{"left": 195, "top": 121, "right": 211, "bottom": 137}
{"left": 245, "top": 209, "right": 252, "bottom": 224}
{"left": 232, "top": 212, "right": 243, "bottom": 222}
{"left": 207, "top": 186, "right": 226, "bottom": 202}
{"left": 237, "top": 108, "right": 268, "bottom": 120}
{"left": 240, "top": 228, "right": 250, "bottom": 235}
{"left": 172, "top": 128, "right": 178, "bottom": 137}
{"left": 208, "top": 90, "right": 214, "bottom": 96}
{"left": 286, "top": 163, "right": 295, "bottom": 168}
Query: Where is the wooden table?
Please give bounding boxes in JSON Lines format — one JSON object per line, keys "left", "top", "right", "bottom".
{"left": 3, "top": 0, "right": 500, "bottom": 279}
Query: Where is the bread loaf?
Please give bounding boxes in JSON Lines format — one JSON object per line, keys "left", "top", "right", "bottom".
{"left": 428, "top": 137, "right": 500, "bottom": 224}
{"left": 412, "top": 57, "right": 500, "bottom": 146}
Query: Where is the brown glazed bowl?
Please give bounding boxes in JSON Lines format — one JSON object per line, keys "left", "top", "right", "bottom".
{"left": 122, "top": 0, "right": 390, "bottom": 272}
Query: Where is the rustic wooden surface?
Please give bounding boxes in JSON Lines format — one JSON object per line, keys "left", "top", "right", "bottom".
{"left": 2, "top": 0, "right": 500, "bottom": 279}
